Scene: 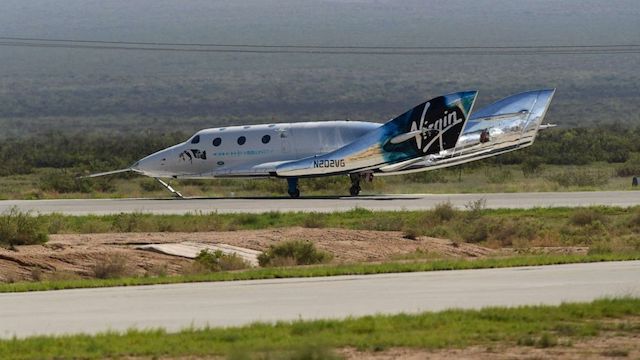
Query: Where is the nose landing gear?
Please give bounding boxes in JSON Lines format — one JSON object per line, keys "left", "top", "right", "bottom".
{"left": 155, "top": 178, "right": 184, "bottom": 198}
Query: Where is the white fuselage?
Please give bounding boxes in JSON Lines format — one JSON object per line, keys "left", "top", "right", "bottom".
{"left": 133, "top": 121, "right": 380, "bottom": 178}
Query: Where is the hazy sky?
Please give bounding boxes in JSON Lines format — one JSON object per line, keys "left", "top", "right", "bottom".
{"left": 0, "top": 0, "right": 638, "bottom": 132}
{"left": 1, "top": 0, "right": 638, "bottom": 45}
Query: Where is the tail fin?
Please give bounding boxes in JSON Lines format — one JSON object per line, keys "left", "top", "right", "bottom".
{"left": 275, "top": 91, "right": 477, "bottom": 177}
{"left": 381, "top": 91, "right": 477, "bottom": 161}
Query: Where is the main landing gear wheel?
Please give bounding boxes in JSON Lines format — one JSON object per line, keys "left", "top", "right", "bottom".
{"left": 349, "top": 173, "right": 361, "bottom": 197}
{"left": 287, "top": 177, "right": 300, "bottom": 198}
{"left": 288, "top": 189, "right": 300, "bottom": 198}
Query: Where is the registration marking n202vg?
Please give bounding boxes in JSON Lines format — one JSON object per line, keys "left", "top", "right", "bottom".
{"left": 313, "top": 159, "right": 346, "bottom": 168}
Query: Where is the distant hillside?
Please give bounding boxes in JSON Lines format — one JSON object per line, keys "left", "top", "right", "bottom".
{"left": 0, "top": 0, "right": 638, "bottom": 137}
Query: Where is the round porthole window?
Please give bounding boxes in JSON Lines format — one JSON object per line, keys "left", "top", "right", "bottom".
{"left": 212, "top": 137, "right": 222, "bottom": 147}
{"left": 237, "top": 136, "right": 246, "bottom": 145}
{"left": 217, "top": 161, "right": 225, "bottom": 166}
{"left": 261, "top": 134, "right": 271, "bottom": 144}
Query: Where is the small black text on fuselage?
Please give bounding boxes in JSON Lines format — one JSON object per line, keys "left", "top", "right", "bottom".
{"left": 313, "top": 159, "right": 346, "bottom": 168}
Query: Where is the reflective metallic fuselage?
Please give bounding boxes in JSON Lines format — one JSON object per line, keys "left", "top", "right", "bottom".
{"left": 132, "top": 89, "right": 554, "bottom": 179}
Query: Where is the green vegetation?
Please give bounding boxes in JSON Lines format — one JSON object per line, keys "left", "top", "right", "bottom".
{"left": 258, "top": 240, "right": 332, "bottom": 267}
{"left": 1, "top": 253, "right": 638, "bottom": 293}
{"left": 16, "top": 206, "right": 640, "bottom": 252}
{"left": 194, "top": 249, "right": 251, "bottom": 272}
{"left": 0, "top": 297, "right": 638, "bottom": 359}
{"left": 0, "top": 207, "right": 48, "bottom": 248}
{"left": 1, "top": 127, "right": 640, "bottom": 199}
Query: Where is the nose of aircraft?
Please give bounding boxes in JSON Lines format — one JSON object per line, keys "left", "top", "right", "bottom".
{"left": 131, "top": 151, "right": 167, "bottom": 176}
{"left": 131, "top": 142, "right": 186, "bottom": 177}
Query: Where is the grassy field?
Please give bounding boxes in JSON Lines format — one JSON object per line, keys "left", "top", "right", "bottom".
{"left": 0, "top": 297, "right": 638, "bottom": 359}
{"left": 0, "top": 162, "right": 636, "bottom": 200}
{"left": 1, "top": 253, "right": 638, "bottom": 293}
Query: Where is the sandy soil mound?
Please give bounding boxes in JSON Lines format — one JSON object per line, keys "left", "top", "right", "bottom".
{"left": 340, "top": 332, "right": 640, "bottom": 359}
{"left": 0, "top": 227, "right": 493, "bottom": 282}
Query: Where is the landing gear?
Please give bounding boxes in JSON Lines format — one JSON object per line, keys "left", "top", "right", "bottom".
{"left": 349, "top": 172, "right": 374, "bottom": 196}
{"left": 349, "top": 174, "right": 361, "bottom": 197}
{"left": 287, "top": 177, "right": 300, "bottom": 198}
{"left": 155, "top": 178, "right": 184, "bottom": 198}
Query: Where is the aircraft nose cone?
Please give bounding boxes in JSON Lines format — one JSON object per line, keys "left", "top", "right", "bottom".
{"left": 133, "top": 153, "right": 165, "bottom": 176}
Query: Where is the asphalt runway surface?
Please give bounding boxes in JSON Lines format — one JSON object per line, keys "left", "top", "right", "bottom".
{"left": 1, "top": 191, "right": 638, "bottom": 215}
{"left": 0, "top": 261, "right": 638, "bottom": 338}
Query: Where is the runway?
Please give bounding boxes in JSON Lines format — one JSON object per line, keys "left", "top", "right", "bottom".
{"left": 1, "top": 191, "right": 638, "bottom": 215}
{"left": 0, "top": 261, "right": 638, "bottom": 338}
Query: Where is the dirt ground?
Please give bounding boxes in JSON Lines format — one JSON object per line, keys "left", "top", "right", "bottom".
{"left": 340, "top": 332, "right": 640, "bottom": 359}
{"left": 0, "top": 227, "right": 587, "bottom": 282}
{"left": 0, "top": 227, "right": 497, "bottom": 282}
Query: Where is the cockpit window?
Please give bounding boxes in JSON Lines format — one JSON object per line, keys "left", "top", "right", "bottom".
{"left": 212, "top": 137, "right": 222, "bottom": 147}
{"left": 191, "top": 135, "right": 200, "bottom": 144}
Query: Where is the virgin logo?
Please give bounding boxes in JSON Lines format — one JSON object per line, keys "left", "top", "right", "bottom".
{"left": 411, "top": 103, "right": 462, "bottom": 153}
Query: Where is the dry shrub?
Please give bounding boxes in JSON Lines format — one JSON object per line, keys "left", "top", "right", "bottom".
{"left": 218, "top": 253, "right": 250, "bottom": 271}
{"left": 30, "top": 267, "right": 44, "bottom": 281}
{"left": 494, "top": 219, "right": 539, "bottom": 247}
{"left": 0, "top": 207, "right": 49, "bottom": 247}
{"left": 494, "top": 224, "right": 517, "bottom": 247}
{"left": 46, "top": 270, "right": 82, "bottom": 281}
{"left": 570, "top": 209, "right": 605, "bottom": 226}
{"left": 267, "top": 256, "right": 298, "bottom": 267}
{"left": 258, "top": 240, "right": 331, "bottom": 267}
{"left": 627, "top": 209, "right": 640, "bottom": 228}
{"left": 77, "top": 219, "right": 112, "bottom": 233}
{"left": 461, "top": 220, "right": 489, "bottom": 243}
{"left": 547, "top": 168, "right": 609, "bottom": 187}
{"left": 433, "top": 201, "right": 456, "bottom": 222}
{"left": 111, "top": 212, "right": 155, "bottom": 232}
{"left": 92, "top": 254, "right": 131, "bottom": 279}
{"left": 464, "top": 198, "right": 487, "bottom": 220}
{"left": 194, "top": 250, "right": 250, "bottom": 272}
{"left": 302, "top": 216, "right": 326, "bottom": 228}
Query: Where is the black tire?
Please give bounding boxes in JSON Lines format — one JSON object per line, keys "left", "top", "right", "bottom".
{"left": 288, "top": 189, "right": 300, "bottom": 198}
{"left": 349, "top": 185, "right": 361, "bottom": 196}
